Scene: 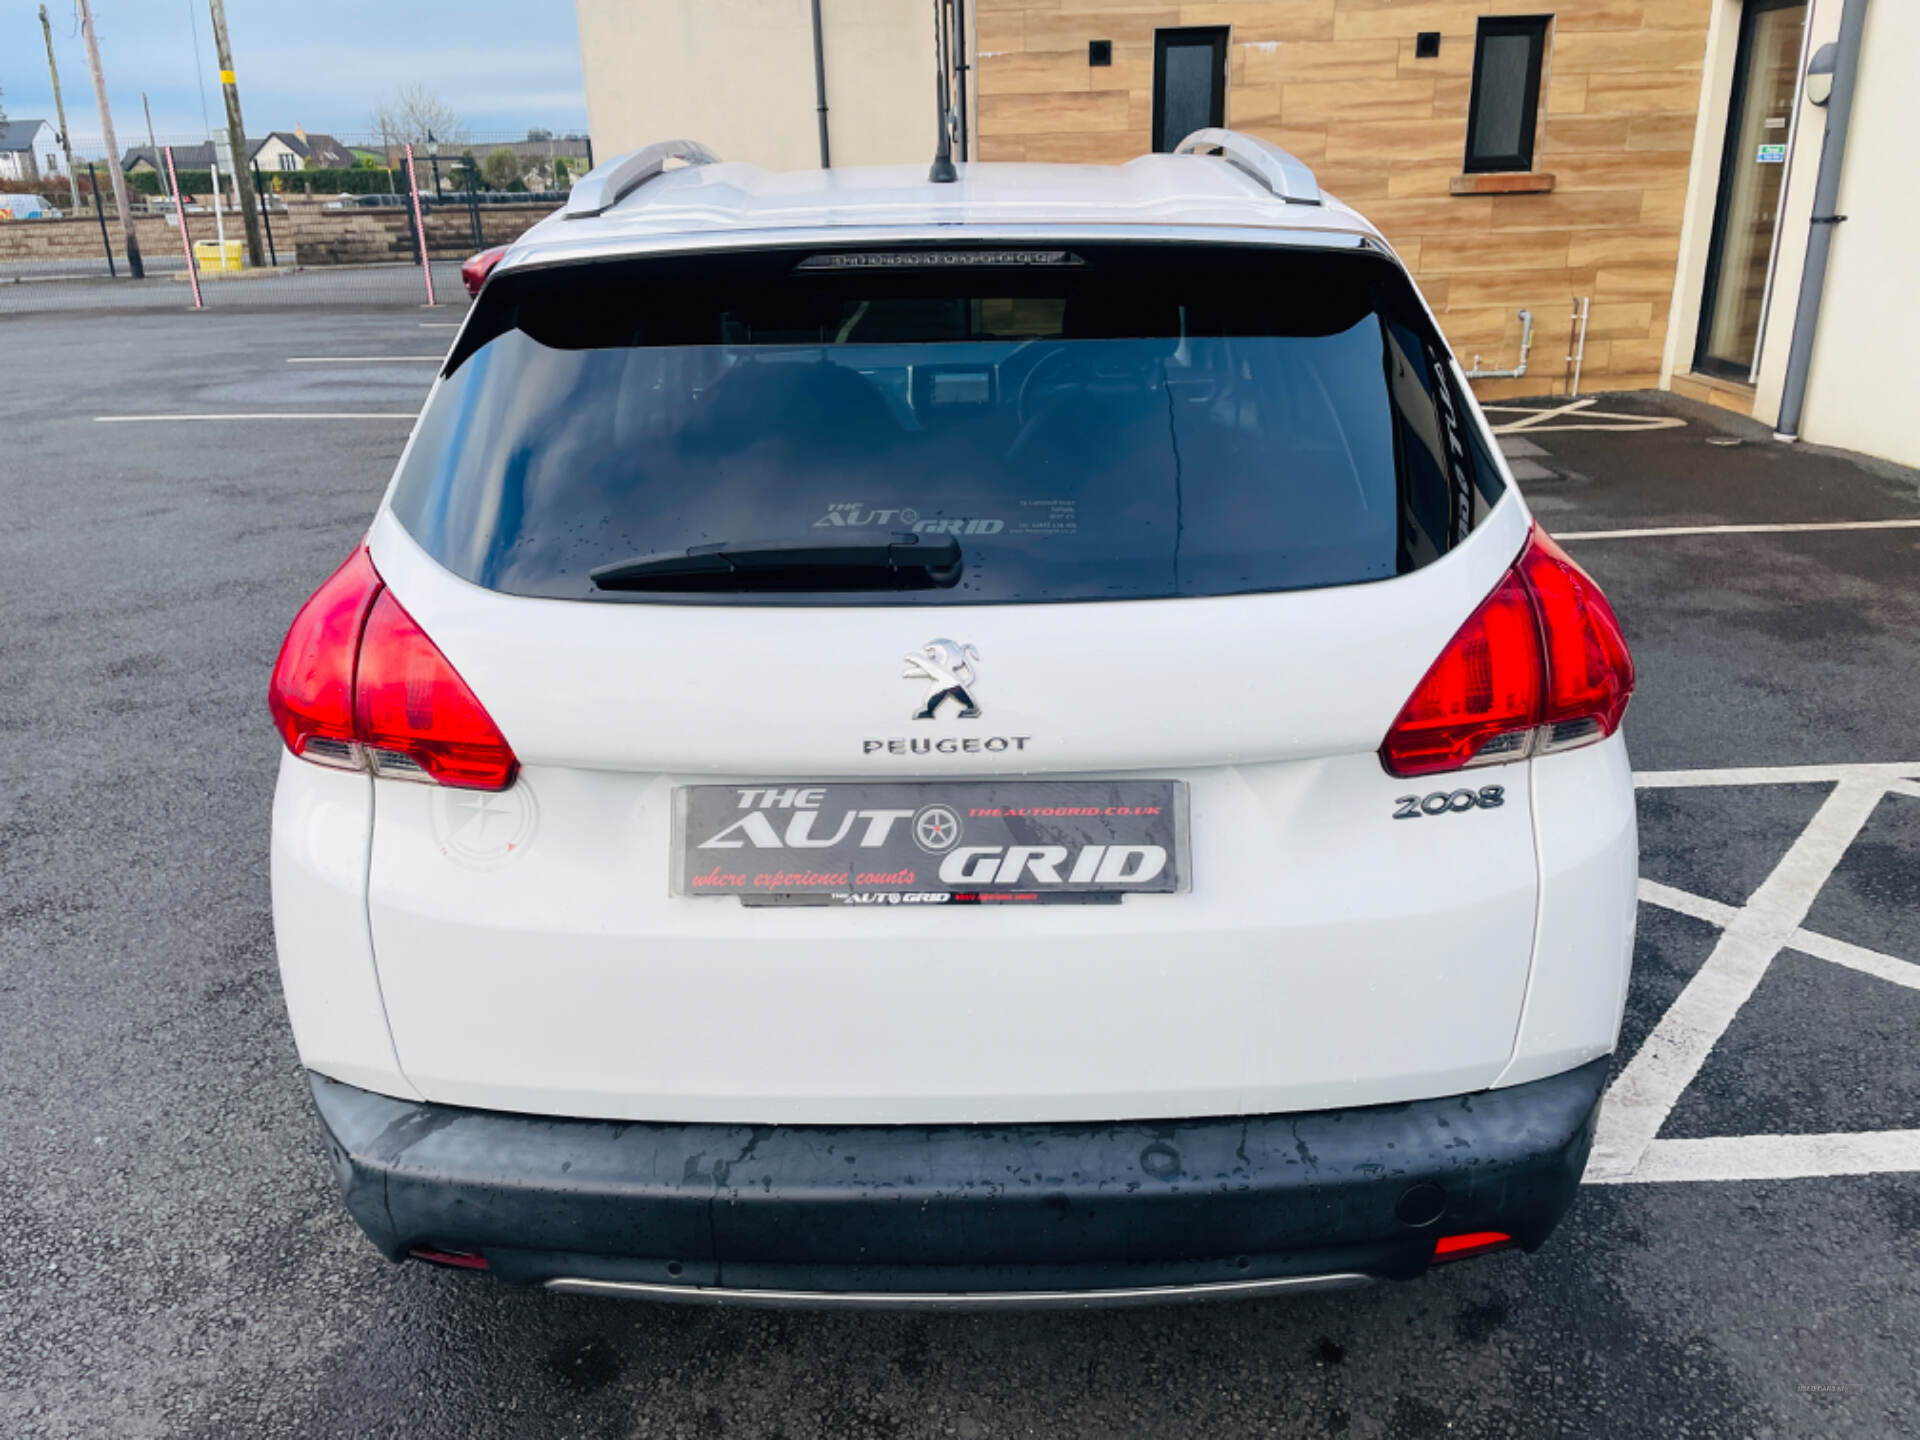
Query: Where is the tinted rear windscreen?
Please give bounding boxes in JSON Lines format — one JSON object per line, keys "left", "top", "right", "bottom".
{"left": 391, "top": 245, "right": 1503, "bottom": 604}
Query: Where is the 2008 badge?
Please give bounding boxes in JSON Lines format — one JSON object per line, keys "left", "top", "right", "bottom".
{"left": 1392, "top": 785, "right": 1504, "bottom": 819}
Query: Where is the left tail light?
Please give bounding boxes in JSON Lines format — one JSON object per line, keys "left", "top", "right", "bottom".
{"left": 267, "top": 544, "right": 518, "bottom": 791}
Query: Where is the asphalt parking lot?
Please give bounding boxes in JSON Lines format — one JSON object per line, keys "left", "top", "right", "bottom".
{"left": 2, "top": 310, "right": 1916, "bottom": 1439}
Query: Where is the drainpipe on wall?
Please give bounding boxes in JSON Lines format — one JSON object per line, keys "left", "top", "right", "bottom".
{"left": 1774, "top": 0, "right": 1870, "bottom": 443}
{"left": 1466, "top": 309, "right": 1534, "bottom": 381}
{"left": 810, "top": 0, "right": 831, "bottom": 168}
{"left": 952, "top": 0, "right": 970, "bottom": 162}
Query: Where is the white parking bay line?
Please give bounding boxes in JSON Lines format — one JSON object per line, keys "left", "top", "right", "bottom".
{"left": 286, "top": 356, "right": 443, "bottom": 364}
{"left": 1558, "top": 518, "right": 1920, "bottom": 541}
{"left": 1594, "top": 1130, "right": 1920, "bottom": 1185}
{"left": 95, "top": 413, "right": 418, "bottom": 423}
{"left": 1635, "top": 761, "right": 1920, "bottom": 788}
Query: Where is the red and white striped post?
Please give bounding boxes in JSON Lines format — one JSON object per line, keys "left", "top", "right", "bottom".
{"left": 164, "top": 146, "right": 202, "bottom": 310}
{"left": 404, "top": 142, "right": 436, "bottom": 307}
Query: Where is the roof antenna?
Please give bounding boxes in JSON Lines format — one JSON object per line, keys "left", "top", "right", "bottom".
{"left": 928, "top": 0, "right": 958, "bottom": 183}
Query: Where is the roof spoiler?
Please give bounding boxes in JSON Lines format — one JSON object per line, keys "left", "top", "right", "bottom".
{"left": 1171, "top": 129, "right": 1322, "bottom": 206}
{"left": 565, "top": 140, "right": 720, "bottom": 219}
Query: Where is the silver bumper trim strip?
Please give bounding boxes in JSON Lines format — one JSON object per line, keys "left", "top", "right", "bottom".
{"left": 545, "top": 1271, "right": 1371, "bottom": 1311}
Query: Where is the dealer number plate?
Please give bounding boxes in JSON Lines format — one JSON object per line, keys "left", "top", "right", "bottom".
{"left": 673, "top": 781, "right": 1188, "bottom": 906}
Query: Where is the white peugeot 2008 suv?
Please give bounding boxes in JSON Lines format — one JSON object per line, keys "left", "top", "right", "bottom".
{"left": 269, "top": 133, "right": 1637, "bottom": 1306}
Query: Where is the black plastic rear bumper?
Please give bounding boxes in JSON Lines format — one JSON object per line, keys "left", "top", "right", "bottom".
{"left": 309, "top": 1059, "right": 1606, "bottom": 1302}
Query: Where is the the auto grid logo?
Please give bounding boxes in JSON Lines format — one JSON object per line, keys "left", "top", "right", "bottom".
{"left": 904, "top": 638, "right": 982, "bottom": 720}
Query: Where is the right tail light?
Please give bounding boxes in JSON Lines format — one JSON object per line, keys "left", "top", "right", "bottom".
{"left": 1381, "top": 526, "right": 1634, "bottom": 778}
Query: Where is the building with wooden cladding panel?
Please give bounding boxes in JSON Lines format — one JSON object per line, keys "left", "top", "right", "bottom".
{"left": 973, "top": 1, "right": 1713, "bottom": 400}
{"left": 577, "top": 1, "right": 1919, "bottom": 464}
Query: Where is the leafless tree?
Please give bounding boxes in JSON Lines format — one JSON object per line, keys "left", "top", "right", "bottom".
{"left": 368, "top": 85, "right": 466, "bottom": 147}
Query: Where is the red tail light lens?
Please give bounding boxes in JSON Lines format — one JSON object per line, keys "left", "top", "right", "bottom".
{"left": 1379, "top": 570, "right": 1542, "bottom": 778}
{"left": 1518, "top": 530, "right": 1635, "bottom": 753}
{"left": 461, "top": 244, "right": 509, "bottom": 297}
{"left": 267, "top": 545, "right": 517, "bottom": 791}
{"left": 355, "top": 591, "right": 518, "bottom": 790}
{"left": 1381, "top": 527, "right": 1633, "bottom": 778}
{"left": 267, "top": 546, "right": 383, "bottom": 770}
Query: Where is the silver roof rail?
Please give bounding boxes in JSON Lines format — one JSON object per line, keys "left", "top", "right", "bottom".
{"left": 565, "top": 140, "right": 720, "bottom": 219}
{"left": 1171, "top": 129, "right": 1322, "bottom": 207}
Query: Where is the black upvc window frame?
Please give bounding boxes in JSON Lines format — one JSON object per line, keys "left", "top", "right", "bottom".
{"left": 1151, "top": 26, "right": 1230, "bottom": 154}
{"left": 1463, "top": 15, "right": 1552, "bottom": 174}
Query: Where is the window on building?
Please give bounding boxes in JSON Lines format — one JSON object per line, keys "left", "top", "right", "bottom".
{"left": 279, "top": 153, "right": 298, "bottom": 171}
{"left": 1464, "top": 16, "right": 1551, "bottom": 173}
{"left": 1152, "top": 27, "right": 1228, "bottom": 153}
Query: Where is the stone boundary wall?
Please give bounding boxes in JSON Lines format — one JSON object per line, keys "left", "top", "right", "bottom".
{"left": 0, "top": 201, "right": 557, "bottom": 268}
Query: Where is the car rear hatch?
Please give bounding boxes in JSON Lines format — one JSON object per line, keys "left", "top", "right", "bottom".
{"left": 356, "top": 239, "right": 1544, "bottom": 1125}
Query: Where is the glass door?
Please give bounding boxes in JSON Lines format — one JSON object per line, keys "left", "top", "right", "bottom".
{"left": 1695, "top": 0, "right": 1807, "bottom": 380}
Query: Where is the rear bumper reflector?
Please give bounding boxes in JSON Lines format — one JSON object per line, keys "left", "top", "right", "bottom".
{"left": 307, "top": 1059, "right": 1607, "bottom": 1302}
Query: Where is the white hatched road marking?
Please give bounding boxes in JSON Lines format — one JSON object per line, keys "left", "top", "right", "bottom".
{"left": 1559, "top": 518, "right": 1920, "bottom": 541}
{"left": 95, "top": 413, "right": 419, "bottom": 423}
{"left": 1788, "top": 929, "right": 1920, "bottom": 994}
{"left": 1484, "top": 397, "right": 1688, "bottom": 435}
{"left": 1636, "top": 878, "right": 1737, "bottom": 927}
{"left": 1592, "top": 761, "right": 1920, "bottom": 1185}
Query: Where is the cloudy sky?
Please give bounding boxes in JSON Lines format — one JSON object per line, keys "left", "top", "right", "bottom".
{"left": 4, "top": 0, "right": 587, "bottom": 149}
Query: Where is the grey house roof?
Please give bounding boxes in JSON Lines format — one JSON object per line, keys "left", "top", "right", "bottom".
{"left": 121, "top": 131, "right": 356, "bottom": 172}
{"left": 122, "top": 141, "right": 221, "bottom": 171}
{"left": 0, "top": 119, "right": 53, "bottom": 152}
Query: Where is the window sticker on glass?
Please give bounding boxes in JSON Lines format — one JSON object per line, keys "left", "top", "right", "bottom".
{"left": 1756, "top": 144, "right": 1786, "bottom": 164}
{"left": 1014, "top": 499, "right": 1078, "bottom": 536}
{"left": 813, "top": 503, "right": 1007, "bottom": 535}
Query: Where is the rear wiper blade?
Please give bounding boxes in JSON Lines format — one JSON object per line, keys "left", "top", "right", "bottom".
{"left": 589, "top": 531, "right": 963, "bottom": 592}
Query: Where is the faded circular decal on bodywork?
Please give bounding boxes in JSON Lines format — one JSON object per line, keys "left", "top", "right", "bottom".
{"left": 429, "top": 780, "right": 539, "bottom": 869}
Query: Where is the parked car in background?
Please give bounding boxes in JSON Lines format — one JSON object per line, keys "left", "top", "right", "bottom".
{"left": 0, "top": 194, "right": 60, "bottom": 220}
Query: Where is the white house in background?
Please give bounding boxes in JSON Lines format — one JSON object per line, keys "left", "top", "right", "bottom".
{"left": 0, "top": 120, "right": 64, "bottom": 183}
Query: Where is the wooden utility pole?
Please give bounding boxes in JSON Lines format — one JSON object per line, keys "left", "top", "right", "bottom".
{"left": 143, "top": 93, "right": 172, "bottom": 207}
{"left": 38, "top": 5, "right": 83, "bottom": 211}
{"left": 74, "top": 0, "right": 143, "bottom": 278}
{"left": 206, "top": 0, "right": 264, "bottom": 267}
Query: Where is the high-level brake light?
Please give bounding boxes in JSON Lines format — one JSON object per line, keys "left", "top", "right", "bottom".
{"left": 268, "top": 545, "right": 518, "bottom": 791}
{"left": 1381, "top": 526, "right": 1634, "bottom": 778}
